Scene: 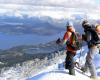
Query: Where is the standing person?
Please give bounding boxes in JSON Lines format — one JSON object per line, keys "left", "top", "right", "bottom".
{"left": 95, "top": 25, "right": 100, "bottom": 54}
{"left": 81, "top": 20, "right": 100, "bottom": 79}
{"left": 56, "top": 21, "right": 80, "bottom": 75}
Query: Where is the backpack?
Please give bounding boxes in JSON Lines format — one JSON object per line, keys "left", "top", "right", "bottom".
{"left": 86, "top": 26, "right": 99, "bottom": 45}
{"left": 66, "top": 32, "right": 82, "bottom": 50}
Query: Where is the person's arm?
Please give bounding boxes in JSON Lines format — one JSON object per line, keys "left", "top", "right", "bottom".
{"left": 86, "top": 31, "right": 91, "bottom": 43}
{"left": 86, "top": 31, "right": 93, "bottom": 48}
{"left": 63, "top": 31, "right": 72, "bottom": 45}
{"left": 56, "top": 31, "right": 72, "bottom": 46}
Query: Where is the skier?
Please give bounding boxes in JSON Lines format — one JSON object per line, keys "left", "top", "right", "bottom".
{"left": 81, "top": 20, "right": 100, "bottom": 79}
{"left": 56, "top": 21, "right": 80, "bottom": 75}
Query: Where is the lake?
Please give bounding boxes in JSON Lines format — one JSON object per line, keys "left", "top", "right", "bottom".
{"left": 0, "top": 32, "right": 64, "bottom": 50}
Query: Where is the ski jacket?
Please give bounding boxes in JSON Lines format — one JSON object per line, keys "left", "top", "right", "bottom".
{"left": 84, "top": 27, "right": 100, "bottom": 48}
{"left": 63, "top": 30, "right": 77, "bottom": 54}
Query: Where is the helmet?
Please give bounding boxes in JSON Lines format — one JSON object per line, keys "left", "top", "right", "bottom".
{"left": 82, "top": 20, "right": 89, "bottom": 27}
{"left": 66, "top": 21, "right": 73, "bottom": 28}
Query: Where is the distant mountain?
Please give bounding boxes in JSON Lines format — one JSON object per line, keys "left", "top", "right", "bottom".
{"left": 0, "top": 14, "right": 99, "bottom": 35}
{"left": 0, "top": 15, "right": 85, "bottom": 35}
{"left": 0, "top": 16, "right": 66, "bottom": 35}
{"left": 0, "top": 40, "right": 63, "bottom": 68}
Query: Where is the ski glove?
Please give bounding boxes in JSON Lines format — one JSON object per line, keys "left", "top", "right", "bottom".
{"left": 56, "top": 38, "right": 61, "bottom": 44}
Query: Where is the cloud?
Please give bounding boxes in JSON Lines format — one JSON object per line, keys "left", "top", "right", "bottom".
{"left": 0, "top": 0, "right": 99, "bottom": 7}
{"left": 0, "top": 0, "right": 99, "bottom": 10}
{"left": 0, "top": 0, "right": 100, "bottom": 20}
{"left": 0, "top": 0, "right": 99, "bottom": 13}
{"left": 0, "top": 0, "right": 99, "bottom": 11}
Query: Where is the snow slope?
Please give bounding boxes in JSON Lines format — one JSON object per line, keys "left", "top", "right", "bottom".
{"left": 28, "top": 61, "right": 100, "bottom": 80}
{"left": 28, "top": 46, "right": 100, "bottom": 80}
{"left": 0, "top": 46, "right": 99, "bottom": 80}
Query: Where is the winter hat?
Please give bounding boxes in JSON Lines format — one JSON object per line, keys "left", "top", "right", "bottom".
{"left": 66, "top": 21, "right": 74, "bottom": 29}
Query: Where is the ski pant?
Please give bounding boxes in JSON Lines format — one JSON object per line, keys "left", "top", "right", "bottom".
{"left": 85, "top": 46, "right": 99, "bottom": 77}
{"left": 65, "top": 51, "right": 76, "bottom": 75}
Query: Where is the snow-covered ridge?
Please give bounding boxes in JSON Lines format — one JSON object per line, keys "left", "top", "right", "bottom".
{"left": 0, "top": 45, "right": 100, "bottom": 80}
{"left": 28, "top": 46, "right": 100, "bottom": 80}
{"left": 0, "top": 50, "right": 65, "bottom": 80}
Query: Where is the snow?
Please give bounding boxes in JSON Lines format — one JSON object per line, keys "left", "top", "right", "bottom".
{"left": 28, "top": 46, "right": 100, "bottom": 80}
{"left": 28, "top": 62, "right": 92, "bottom": 80}
{"left": 0, "top": 46, "right": 100, "bottom": 80}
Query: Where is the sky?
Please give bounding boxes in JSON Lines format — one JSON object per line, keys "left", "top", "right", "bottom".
{"left": 0, "top": 0, "right": 99, "bottom": 7}
{"left": 96, "top": 0, "right": 100, "bottom": 3}
{"left": 0, "top": 0, "right": 100, "bottom": 19}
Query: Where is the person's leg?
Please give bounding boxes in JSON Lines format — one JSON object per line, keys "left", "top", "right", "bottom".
{"left": 86, "top": 47, "right": 98, "bottom": 78}
{"left": 69, "top": 68, "right": 75, "bottom": 75}
{"left": 65, "top": 51, "right": 70, "bottom": 69}
{"left": 81, "top": 51, "right": 89, "bottom": 72}
{"left": 65, "top": 51, "right": 75, "bottom": 75}
{"left": 81, "top": 60, "right": 88, "bottom": 72}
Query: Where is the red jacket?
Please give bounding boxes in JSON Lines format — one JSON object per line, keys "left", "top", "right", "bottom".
{"left": 63, "top": 30, "right": 76, "bottom": 53}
